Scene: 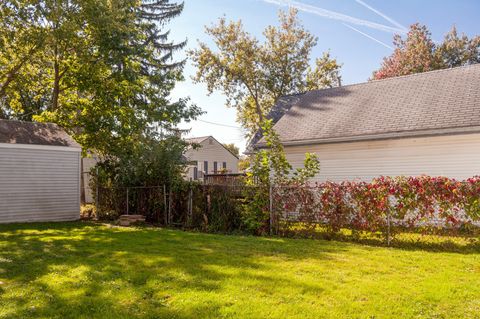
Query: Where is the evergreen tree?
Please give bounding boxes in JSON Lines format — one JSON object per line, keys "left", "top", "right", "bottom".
{"left": 0, "top": 0, "right": 200, "bottom": 156}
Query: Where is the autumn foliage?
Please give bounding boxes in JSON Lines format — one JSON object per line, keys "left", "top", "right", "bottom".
{"left": 372, "top": 23, "right": 480, "bottom": 80}
{"left": 272, "top": 176, "right": 480, "bottom": 240}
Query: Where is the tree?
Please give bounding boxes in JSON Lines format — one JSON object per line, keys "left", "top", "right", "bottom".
{"left": 0, "top": 1, "right": 46, "bottom": 119}
{"left": 436, "top": 26, "right": 480, "bottom": 68}
{"left": 189, "top": 9, "right": 342, "bottom": 138}
{"left": 0, "top": 0, "right": 201, "bottom": 156}
{"left": 372, "top": 23, "right": 438, "bottom": 80}
{"left": 372, "top": 24, "right": 480, "bottom": 80}
{"left": 223, "top": 143, "right": 240, "bottom": 157}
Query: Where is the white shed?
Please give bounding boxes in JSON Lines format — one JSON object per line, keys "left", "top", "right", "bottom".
{"left": 0, "top": 120, "right": 81, "bottom": 223}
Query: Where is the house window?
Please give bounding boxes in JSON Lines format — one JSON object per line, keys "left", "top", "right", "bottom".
{"left": 222, "top": 162, "right": 226, "bottom": 169}
{"left": 193, "top": 167, "right": 198, "bottom": 180}
{"left": 214, "top": 161, "right": 218, "bottom": 173}
{"left": 204, "top": 161, "right": 208, "bottom": 174}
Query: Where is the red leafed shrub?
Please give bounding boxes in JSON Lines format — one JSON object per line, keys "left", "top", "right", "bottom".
{"left": 272, "top": 176, "right": 480, "bottom": 240}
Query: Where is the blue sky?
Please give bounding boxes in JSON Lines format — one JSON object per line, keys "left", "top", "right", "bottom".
{"left": 169, "top": 0, "right": 480, "bottom": 152}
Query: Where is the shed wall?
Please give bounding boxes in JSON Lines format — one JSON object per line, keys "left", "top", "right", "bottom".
{"left": 0, "top": 144, "right": 80, "bottom": 223}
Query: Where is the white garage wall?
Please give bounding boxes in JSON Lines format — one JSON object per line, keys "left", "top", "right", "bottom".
{"left": 284, "top": 133, "right": 480, "bottom": 183}
{"left": 0, "top": 144, "right": 81, "bottom": 223}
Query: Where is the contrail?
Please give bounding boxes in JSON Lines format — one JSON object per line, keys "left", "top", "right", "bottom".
{"left": 261, "top": 0, "right": 406, "bottom": 34}
{"left": 342, "top": 23, "right": 393, "bottom": 50}
{"left": 354, "top": 0, "right": 407, "bottom": 31}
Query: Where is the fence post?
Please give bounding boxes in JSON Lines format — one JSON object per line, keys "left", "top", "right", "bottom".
{"left": 188, "top": 187, "right": 193, "bottom": 227}
{"left": 163, "top": 184, "right": 168, "bottom": 226}
{"left": 386, "top": 209, "right": 391, "bottom": 246}
{"left": 269, "top": 184, "right": 274, "bottom": 235}
{"left": 126, "top": 187, "right": 129, "bottom": 215}
{"left": 168, "top": 188, "right": 172, "bottom": 226}
{"left": 95, "top": 167, "right": 99, "bottom": 212}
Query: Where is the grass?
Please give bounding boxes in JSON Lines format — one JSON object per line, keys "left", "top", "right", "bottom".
{"left": 0, "top": 222, "right": 479, "bottom": 318}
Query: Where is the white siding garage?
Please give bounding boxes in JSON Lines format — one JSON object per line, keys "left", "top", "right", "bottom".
{"left": 0, "top": 120, "right": 81, "bottom": 223}
{"left": 251, "top": 64, "right": 480, "bottom": 183}
{"left": 284, "top": 133, "right": 480, "bottom": 182}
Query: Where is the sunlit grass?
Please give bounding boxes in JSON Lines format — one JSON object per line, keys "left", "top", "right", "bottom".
{"left": 0, "top": 222, "right": 479, "bottom": 318}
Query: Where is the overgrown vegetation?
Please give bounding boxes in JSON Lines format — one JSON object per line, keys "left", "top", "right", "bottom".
{"left": 273, "top": 176, "right": 480, "bottom": 244}
{"left": 242, "top": 120, "right": 320, "bottom": 234}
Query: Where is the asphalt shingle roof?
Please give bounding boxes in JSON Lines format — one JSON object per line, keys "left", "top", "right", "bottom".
{"left": 255, "top": 64, "right": 480, "bottom": 147}
{"left": 185, "top": 136, "right": 210, "bottom": 144}
{"left": 0, "top": 119, "right": 80, "bottom": 148}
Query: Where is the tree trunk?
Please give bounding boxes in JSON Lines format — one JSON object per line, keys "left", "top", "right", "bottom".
{"left": 0, "top": 58, "right": 28, "bottom": 99}
{"left": 0, "top": 45, "right": 38, "bottom": 99}
{"left": 52, "top": 50, "right": 60, "bottom": 110}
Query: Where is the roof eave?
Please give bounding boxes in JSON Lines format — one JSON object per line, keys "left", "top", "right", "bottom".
{"left": 255, "top": 126, "right": 480, "bottom": 149}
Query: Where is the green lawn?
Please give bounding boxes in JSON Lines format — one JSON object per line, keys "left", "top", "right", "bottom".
{"left": 0, "top": 223, "right": 479, "bottom": 319}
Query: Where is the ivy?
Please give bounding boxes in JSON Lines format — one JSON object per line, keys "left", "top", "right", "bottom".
{"left": 242, "top": 120, "right": 320, "bottom": 234}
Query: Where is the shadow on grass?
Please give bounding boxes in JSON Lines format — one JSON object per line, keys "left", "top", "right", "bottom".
{"left": 279, "top": 226, "right": 480, "bottom": 254}
{"left": 0, "top": 222, "right": 341, "bottom": 319}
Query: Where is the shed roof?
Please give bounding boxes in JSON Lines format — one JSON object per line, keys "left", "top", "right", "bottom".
{"left": 0, "top": 120, "right": 80, "bottom": 148}
{"left": 253, "top": 64, "right": 480, "bottom": 148}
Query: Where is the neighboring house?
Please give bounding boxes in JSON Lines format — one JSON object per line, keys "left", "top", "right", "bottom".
{"left": 184, "top": 136, "right": 239, "bottom": 181}
{"left": 82, "top": 154, "right": 100, "bottom": 203}
{"left": 0, "top": 120, "right": 81, "bottom": 223}
{"left": 251, "top": 64, "right": 480, "bottom": 182}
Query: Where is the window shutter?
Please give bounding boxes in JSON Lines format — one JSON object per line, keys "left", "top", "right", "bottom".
{"left": 204, "top": 161, "right": 208, "bottom": 174}
{"left": 214, "top": 161, "right": 218, "bottom": 173}
{"left": 193, "top": 167, "right": 198, "bottom": 180}
{"left": 222, "top": 162, "right": 226, "bottom": 169}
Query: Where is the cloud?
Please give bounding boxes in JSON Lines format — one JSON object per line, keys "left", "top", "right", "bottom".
{"left": 354, "top": 0, "right": 407, "bottom": 31}
{"left": 261, "top": 0, "right": 406, "bottom": 34}
{"left": 342, "top": 23, "right": 393, "bottom": 49}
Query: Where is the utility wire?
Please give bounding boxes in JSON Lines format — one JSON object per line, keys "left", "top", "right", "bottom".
{"left": 196, "top": 119, "right": 242, "bottom": 129}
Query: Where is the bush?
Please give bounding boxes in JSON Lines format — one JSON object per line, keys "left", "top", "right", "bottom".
{"left": 80, "top": 204, "right": 96, "bottom": 220}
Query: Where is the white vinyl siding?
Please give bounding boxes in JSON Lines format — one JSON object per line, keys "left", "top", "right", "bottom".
{"left": 0, "top": 144, "right": 81, "bottom": 223}
{"left": 82, "top": 156, "right": 98, "bottom": 203}
{"left": 284, "top": 133, "right": 480, "bottom": 183}
{"left": 184, "top": 137, "right": 239, "bottom": 180}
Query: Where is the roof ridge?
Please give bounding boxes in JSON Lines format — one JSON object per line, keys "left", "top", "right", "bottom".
{"left": 185, "top": 135, "right": 211, "bottom": 141}
{"left": 295, "top": 63, "right": 480, "bottom": 96}
{"left": 368, "top": 63, "right": 480, "bottom": 84}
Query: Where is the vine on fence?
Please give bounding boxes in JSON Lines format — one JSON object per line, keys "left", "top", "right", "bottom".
{"left": 273, "top": 176, "right": 480, "bottom": 242}
{"left": 243, "top": 120, "right": 320, "bottom": 234}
